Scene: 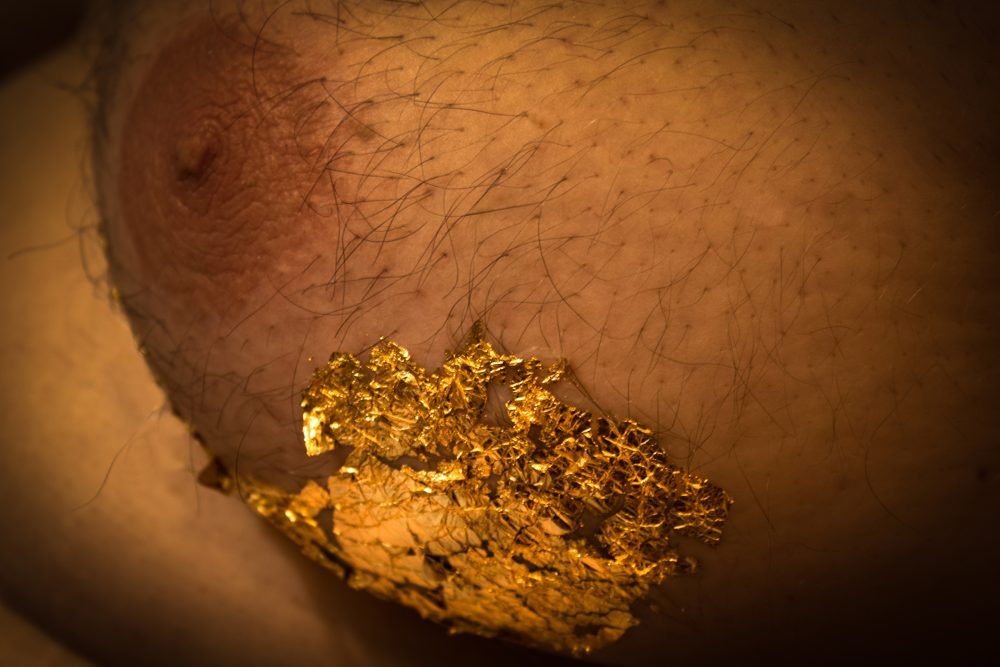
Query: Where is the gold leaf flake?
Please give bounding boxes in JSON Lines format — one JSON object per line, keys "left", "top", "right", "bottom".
{"left": 232, "top": 322, "right": 733, "bottom": 655}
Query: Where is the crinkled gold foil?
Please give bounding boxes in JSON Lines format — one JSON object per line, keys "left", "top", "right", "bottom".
{"left": 229, "top": 322, "right": 732, "bottom": 655}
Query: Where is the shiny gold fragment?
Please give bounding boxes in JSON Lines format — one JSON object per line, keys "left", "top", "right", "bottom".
{"left": 196, "top": 455, "right": 234, "bottom": 495}
{"left": 235, "top": 322, "right": 733, "bottom": 655}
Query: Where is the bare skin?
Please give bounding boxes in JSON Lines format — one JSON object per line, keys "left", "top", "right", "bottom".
{"left": 3, "top": 0, "right": 999, "bottom": 665}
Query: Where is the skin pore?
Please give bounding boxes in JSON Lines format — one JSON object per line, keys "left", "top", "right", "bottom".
{"left": 2, "top": 0, "right": 997, "bottom": 664}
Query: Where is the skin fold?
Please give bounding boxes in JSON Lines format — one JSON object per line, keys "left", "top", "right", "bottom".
{"left": 2, "top": 0, "right": 998, "bottom": 665}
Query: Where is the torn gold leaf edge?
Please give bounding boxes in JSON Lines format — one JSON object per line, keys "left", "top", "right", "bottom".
{"left": 210, "top": 322, "right": 733, "bottom": 656}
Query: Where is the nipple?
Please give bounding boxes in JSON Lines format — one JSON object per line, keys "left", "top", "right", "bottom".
{"left": 171, "top": 121, "right": 223, "bottom": 185}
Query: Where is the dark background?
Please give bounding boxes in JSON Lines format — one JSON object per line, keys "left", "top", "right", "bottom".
{"left": 0, "top": 1, "right": 86, "bottom": 83}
